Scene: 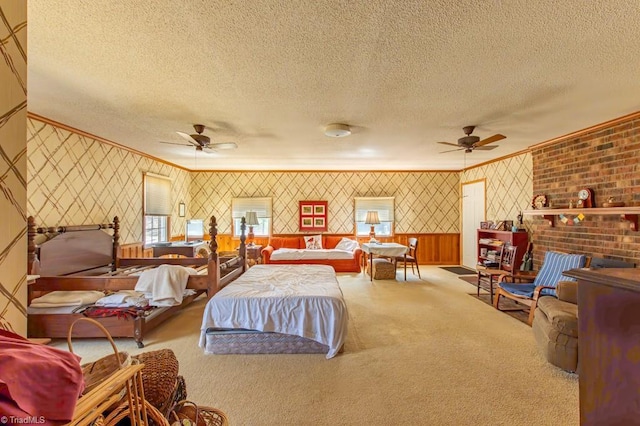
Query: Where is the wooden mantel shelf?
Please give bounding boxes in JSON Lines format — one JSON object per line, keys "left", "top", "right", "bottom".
{"left": 523, "top": 207, "right": 640, "bottom": 230}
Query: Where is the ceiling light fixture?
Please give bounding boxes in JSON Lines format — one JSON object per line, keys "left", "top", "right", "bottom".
{"left": 324, "top": 123, "right": 351, "bottom": 138}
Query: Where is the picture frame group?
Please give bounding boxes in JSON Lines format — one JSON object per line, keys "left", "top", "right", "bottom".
{"left": 299, "top": 200, "right": 328, "bottom": 232}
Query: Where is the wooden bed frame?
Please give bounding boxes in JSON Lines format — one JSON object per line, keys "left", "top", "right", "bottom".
{"left": 27, "top": 215, "right": 246, "bottom": 347}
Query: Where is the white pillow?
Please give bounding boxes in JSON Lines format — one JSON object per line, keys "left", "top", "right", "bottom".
{"left": 304, "top": 235, "right": 323, "bottom": 250}
{"left": 335, "top": 237, "right": 359, "bottom": 251}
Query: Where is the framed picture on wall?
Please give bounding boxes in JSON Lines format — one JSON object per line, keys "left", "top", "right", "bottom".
{"left": 299, "top": 200, "right": 328, "bottom": 232}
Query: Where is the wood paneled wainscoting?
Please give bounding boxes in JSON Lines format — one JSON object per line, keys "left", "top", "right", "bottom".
{"left": 119, "top": 243, "right": 152, "bottom": 258}
{"left": 119, "top": 233, "right": 460, "bottom": 265}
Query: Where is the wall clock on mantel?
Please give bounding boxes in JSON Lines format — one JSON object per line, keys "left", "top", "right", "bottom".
{"left": 577, "top": 188, "right": 594, "bottom": 208}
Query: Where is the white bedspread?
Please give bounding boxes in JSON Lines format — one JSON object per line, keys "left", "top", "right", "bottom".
{"left": 270, "top": 248, "right": 354, "bottom": 261}
{"left": 29, "top": 290, "right": 104, "bottom": 308}
{"left": 199, "top": 264, "right": 348, "bottom": 359}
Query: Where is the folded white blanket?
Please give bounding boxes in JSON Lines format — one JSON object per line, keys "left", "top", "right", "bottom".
{"left": 30, "top": 291, "right": 105, "bottom": 308}
{"left": 134, "top": 265, "right": 197, "bottom": 307}
{"left": 95, "top": 290, "right": 148, "bottom": 308}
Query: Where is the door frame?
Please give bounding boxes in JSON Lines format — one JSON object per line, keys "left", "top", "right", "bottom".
{"left": 460, "top": 178, "right": 487, "bottom": 268}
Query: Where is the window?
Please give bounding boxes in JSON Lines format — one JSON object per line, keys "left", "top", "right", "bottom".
{"left": 231, "top": 197, "right": 272, "bottom": 237}
{"left": 145, "top": 215, "right": 168, "bottom": 243}
{"left": 354, "top": 197, "right": 395, "bottom": 237}
{"left": 143, "top": 173, "right": 172, "bottom": 244}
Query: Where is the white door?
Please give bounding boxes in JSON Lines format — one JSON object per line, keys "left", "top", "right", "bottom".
{"left": 461, "top": 180, "right": 486, "bottom": 269}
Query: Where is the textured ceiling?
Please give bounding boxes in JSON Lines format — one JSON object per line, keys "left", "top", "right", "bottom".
{"left": 27, "top": 1, "right": 640, "bottom": 171}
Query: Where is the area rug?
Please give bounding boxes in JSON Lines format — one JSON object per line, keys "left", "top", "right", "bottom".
{"left": 440, "top": 266, "right": 476, "bottom": 275}
{"left": 459, "top": 275, "right": 530, "bottom": 324}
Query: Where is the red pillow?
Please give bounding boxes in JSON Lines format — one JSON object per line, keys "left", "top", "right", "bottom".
{"left": 323, "top": 236, "right": 344, "bottom": 249}
{"left": 268, "top": 237, "right": 301, "bottom": 249}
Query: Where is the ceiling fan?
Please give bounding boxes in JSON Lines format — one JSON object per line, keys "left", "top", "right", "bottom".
{"left": 438, "top": 126, "right": 506, "bottom": 153}
{"left": 161, "top": 124, "right": 238, "bottom": 153}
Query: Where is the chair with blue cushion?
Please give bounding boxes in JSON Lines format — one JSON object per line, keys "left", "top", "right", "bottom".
{"left": 493, "top": 251, "right": 589, "bottom": 325}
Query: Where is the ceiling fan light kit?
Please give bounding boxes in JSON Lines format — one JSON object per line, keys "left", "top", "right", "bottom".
{"left": 324, "top": 123, "right": 351, "bottom": 138}
{"left": 437, "top": 125, "right": 506, "bottom": 154}
{"left": 166, "top": 123, "right": 238, "bottom": 153}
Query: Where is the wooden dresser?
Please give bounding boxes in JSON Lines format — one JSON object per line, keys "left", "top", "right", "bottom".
{"left": 564, "top": 267, "right": 640, "bottom": 425}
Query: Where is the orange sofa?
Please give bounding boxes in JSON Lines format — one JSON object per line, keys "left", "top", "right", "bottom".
{"left": 261, "top": 235, "right": 363, "bottom": 273}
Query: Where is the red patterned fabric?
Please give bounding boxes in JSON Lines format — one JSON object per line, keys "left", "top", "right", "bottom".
{"left": 0, "top": 330, "right": 84, "bottom": 424}
{"left": 82, "top": 305, "right": 151, "bottom": 319}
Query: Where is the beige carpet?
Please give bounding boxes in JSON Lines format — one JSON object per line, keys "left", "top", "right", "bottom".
{"left": 52, "top": 266, "right": 578, "bottom": 425}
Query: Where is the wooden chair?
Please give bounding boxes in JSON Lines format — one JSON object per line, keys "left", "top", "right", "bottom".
{"left": 393, "top": 237, "right": 421, "bottom": 279}
{"left": 475, "top": 244, "right": 518, "bottom": 301}
{"left": 493, "top": 251, "right": 589, "bottom": 325}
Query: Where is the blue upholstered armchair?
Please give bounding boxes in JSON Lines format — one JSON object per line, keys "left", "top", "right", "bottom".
{"left": 493, "top": 251, "right": 589, "bottom": 325}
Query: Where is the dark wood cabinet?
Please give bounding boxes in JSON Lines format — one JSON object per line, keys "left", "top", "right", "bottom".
{"left": 564, "top": 268, "right": 640, "bottom": 425}
{"left": 476, "top": 229, "right": 529, "bottom": 270}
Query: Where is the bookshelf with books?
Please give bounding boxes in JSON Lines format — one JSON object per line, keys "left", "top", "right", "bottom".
{"left": 477, "top": 229, "right": 529, "bottom": 270}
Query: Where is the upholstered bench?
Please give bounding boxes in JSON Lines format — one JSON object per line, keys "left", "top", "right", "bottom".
{"left": 367, "top": 258, "right": 396, "bottom": 280}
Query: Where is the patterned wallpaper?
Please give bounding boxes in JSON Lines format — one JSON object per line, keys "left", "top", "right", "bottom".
{"left": 27, "top": 119, "right": 191, "bottom": 243}
{"left": 462, "top": 152, "right": 534, "bottom": 231}
{"left": 190, "top": 171, "right": 461, "bottom": 235}
{"left": 0, "top": 1, "right": 27, "bottom": 334}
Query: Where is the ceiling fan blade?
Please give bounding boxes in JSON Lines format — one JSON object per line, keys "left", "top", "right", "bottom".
{"left": 210, "top": 142, "right": 237, "bottom": 150}
{"left": 177, "top": 131, "right": 200, "bottom": 147}
{"left": 439, "top": 147, "right": 464, "bottom": 154}
{"left": 437, "top": 141, "right": 460, "bottom": 147}
{"left": 201, "top": 146, "right": 217, "bottom": 154}
{"left": 159, "top": 141, "right": 192, "bottom": 147}
{"left": 475, "top": 134, "right": 505, "bottom": 147}
{"left": 473, "top": 145, "right": 498, "bottom": 151}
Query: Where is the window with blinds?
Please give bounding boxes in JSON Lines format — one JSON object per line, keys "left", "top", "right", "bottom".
{"left": 231, "top": 197, "right": 273, "bottom": 237}
{"left": 144, "top": 173, "right": 172, "bottom": 215}
{"left": 354, "top": 197, "right": 395, "bottom": 236}
{"left": 143, "top": 173, "right": 172, "bottom": 243}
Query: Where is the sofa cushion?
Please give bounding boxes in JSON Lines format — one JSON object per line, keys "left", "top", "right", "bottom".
{"left": 268, "top": 237, "right": 301, "bottom": 250}
{"left": 323, "top": 236, "right": 339, "bottom": 249}
{"left": 556, "top": 280, "right": 578, "bottom": 304}
{"left": 536, "top": 296, "right": 579, "bottom": 338}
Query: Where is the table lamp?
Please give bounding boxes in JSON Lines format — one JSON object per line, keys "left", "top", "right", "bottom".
{"left": 245, "top": 211, "right": 260, "bottom": 246}
{"left": 365, "top": 211, "right": 380, "bottom": 242}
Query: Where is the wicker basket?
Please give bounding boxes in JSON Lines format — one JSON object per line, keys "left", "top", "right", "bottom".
{"left": 103, "top": 397, "right": 169, "bottom": 426}
{"left": 67, "top": 317, "right": 131, "bottom": 394}
{"left": 170, "top": 400, "right": 229, "bottom": 426}
{"left": 132, "top": 349, "right": 179, "bottom": 412}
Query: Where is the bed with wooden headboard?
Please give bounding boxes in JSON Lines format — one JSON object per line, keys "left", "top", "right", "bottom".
{"left": 26, "top": 215, "right": 246, "bottom": 347}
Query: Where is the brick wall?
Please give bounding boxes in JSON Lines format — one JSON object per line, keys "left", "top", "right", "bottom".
{"left": 530, "top": 114, "right": 640, "bottom": 267}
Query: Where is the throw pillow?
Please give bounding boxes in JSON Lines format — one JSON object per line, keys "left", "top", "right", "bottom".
{"left": 304, "top": 235, "right": 323, "bottom": 250}
{"left": 335, "top": 237, "right": 358, "bottom": 251}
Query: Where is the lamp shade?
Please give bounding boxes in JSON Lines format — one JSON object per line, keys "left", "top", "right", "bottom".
{"left": 364, "top": 211, "right": 381, "bottom": 225}
{"left": 245, "top": 211, "right": 260, "bottom": 226}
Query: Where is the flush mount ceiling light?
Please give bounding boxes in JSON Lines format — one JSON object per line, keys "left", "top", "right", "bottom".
{"left": 324, "top": 123, "right": 351, "bottom": 138}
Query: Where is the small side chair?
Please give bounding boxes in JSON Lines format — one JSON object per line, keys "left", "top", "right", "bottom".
{"left": 476, "top": 244, "right": 518, "bottom": 301}
{"left": 394, "top": 237, "right": 421, "bottom": 279}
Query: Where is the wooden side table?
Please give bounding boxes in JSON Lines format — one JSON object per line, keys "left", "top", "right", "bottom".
{"left": 246, "top": 245, "right": 263, "bottom": 267}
